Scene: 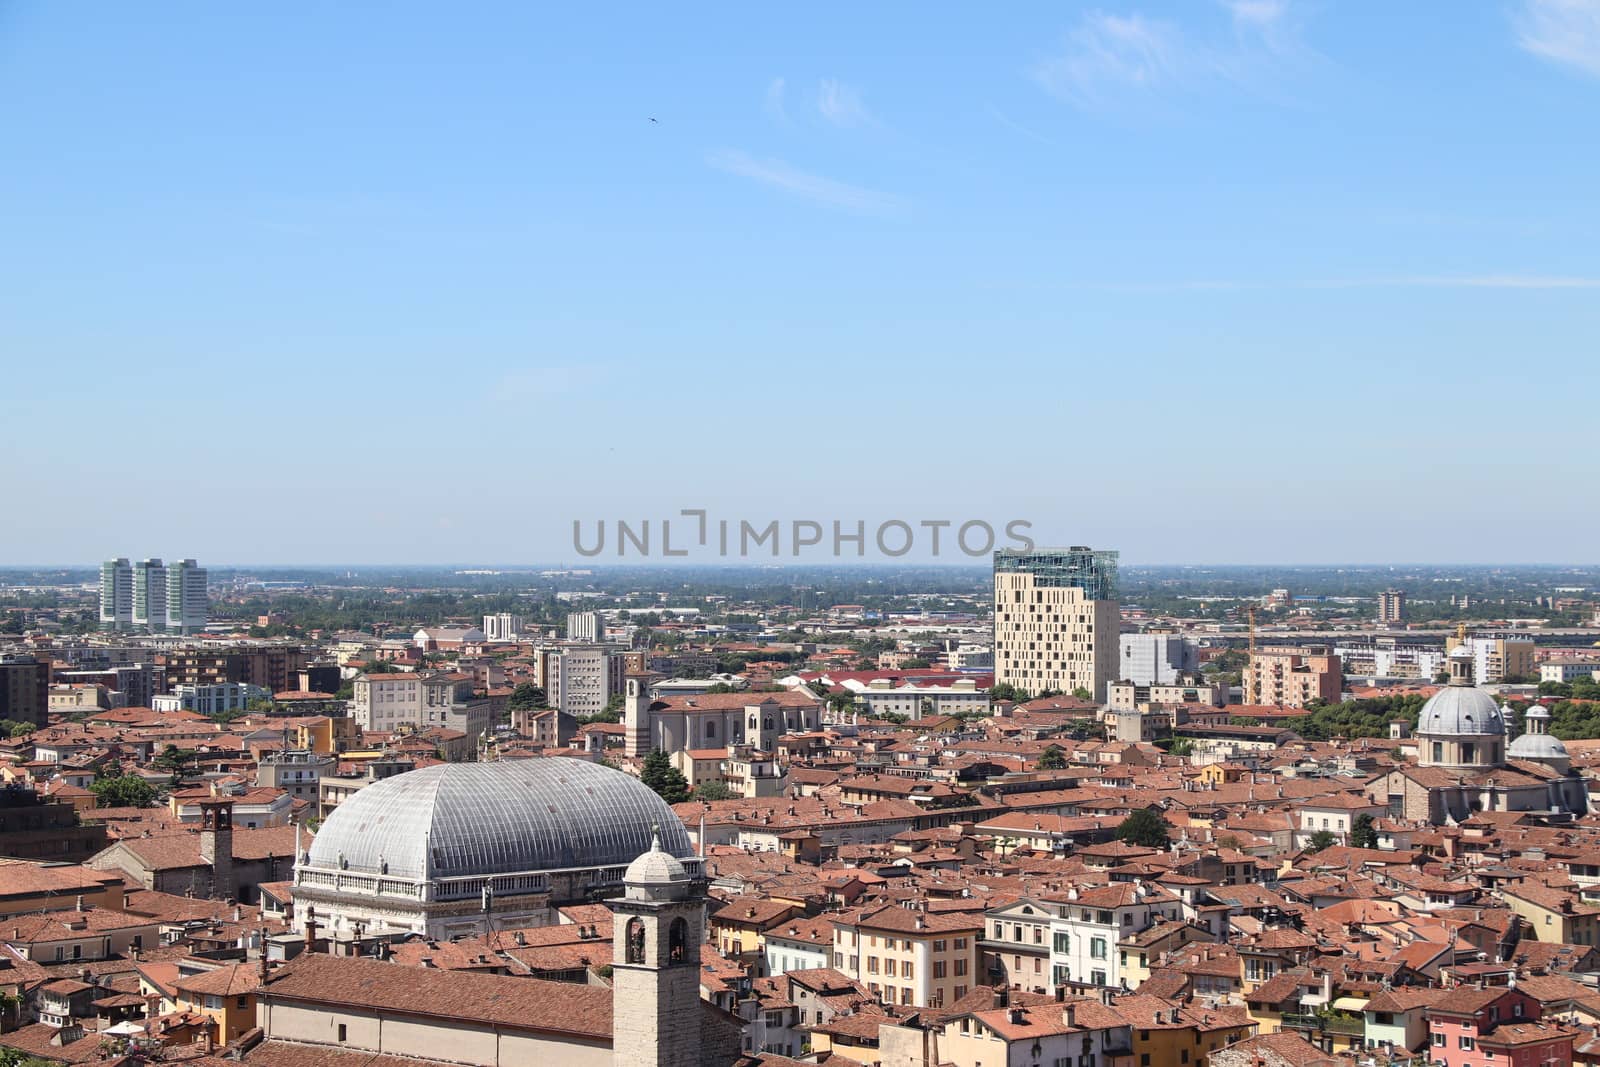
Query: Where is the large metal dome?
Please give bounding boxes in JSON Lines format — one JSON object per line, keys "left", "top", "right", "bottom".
{"left": 306, "top": 757, "right": 694, "bottom": 882}
{"left": 1416, "top": 686, "right": 1505, "bottom": 738}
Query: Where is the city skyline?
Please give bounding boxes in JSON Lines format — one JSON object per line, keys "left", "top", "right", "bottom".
{"left": 4, "top": 0, "right": 1598, "bottom": 565}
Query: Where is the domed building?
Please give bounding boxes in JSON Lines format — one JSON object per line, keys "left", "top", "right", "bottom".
{"left": 292, "top": 757, "right": 700, "bottom": 939}
{"left": 1415, "top": 646, "right": 1507, "bottom": 770}
{"left": 1367, "top": 648, "right": 1589, "bottom": 825}
{"left": 1507, "top": 703, "right": 1571, "bottom": 774}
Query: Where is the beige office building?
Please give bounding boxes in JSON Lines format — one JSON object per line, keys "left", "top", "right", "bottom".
{"left": 993, "top": 547, "right": 1119, "bottom": 700}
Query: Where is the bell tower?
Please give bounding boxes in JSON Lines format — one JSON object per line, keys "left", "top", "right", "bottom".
{"left": 608, "top": 825, "right": 702, "bottom": 1067}
{"left": 623, "top": 670, "right": 659, "bottom": 758}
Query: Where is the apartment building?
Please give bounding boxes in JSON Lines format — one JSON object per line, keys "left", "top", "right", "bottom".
{"left": 566, "top": 611, "right": 606, "bottom": 642}
{"left": 99, "top": 558, "right": 133, "bottom": 630}
{"left": 482, "top": 613, "right": 526, "bottom": 642}
{"left": 352, "top": 672, "right": 424, "bottom": 732}
{"left": 543, "top": 643, "right": 627, "bottom": 720}
{"left": 994, "top": 546, "right": 1120, "bottom": 700}
{"left": 0, "top": 653, "right": 50, "bottom": 727}
{"left": 831, "top": 904, "right": 982, "bottom": 1009}
{"left": 1541, "top": 661, "right": 1600, "bottom": 684}
{"left": 353, "top": 670, "right": 491, "bottom": 740}
{"left": 133, "top": 558, "right": 168, "bottom": 630}
{"left": 1378, "top": 588, "right": 1407, "bottom": 624}
{"left": 1106, "top": 675, "right": 1227, "bottom": 711}
{"left": 852, "top": 677, "right": 990, "bottom": 719}
{"left": 151, "top": 682, "right": 270, "bottom": 715}
{"left": 1119, "top": 632, "right": 1195, "bottom": 685}
{"left": 1242, "top": 645, "right": 1342, "bottom": 708}
{"left": 154, "top": 558, "right": 205, "bottom": 634}
{"left": 1446, "top": 634, "right": 1537, "bottom": 683}
{"left": 162, "top": 645, "right": 308, "bottom": 693}
{"left": 1047, "top": 881, "right": 1182, "bottom": 990}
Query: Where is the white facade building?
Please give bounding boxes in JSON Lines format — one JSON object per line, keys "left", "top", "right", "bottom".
{"left": 546, "top": 643, "right": 626, "bottom": 719}
{"left": 567, "top": 611, "right": 606, "bottom": 643}
{"left": 133, "top": 558, "right": 168, "bottom": 631}
{"left": 1118, "top": 633, "right": 1194, "bottom": 686}
{"left": 152, "top": 682, "right": 270, "bottom": 715}
{"left": 99, "top": 558, "right": 133, "bottom": 630}
{"left": 1047, "top": 882, "right": 1180, "bottom": 990}
{"left": 483, "top": 613, "right": 526, "bottom": 642}
{"left": 165, "top": 559, "right": 208, "bottom": 634}
{"left": 852, "top": 678, "right": 990, "bottom": 719}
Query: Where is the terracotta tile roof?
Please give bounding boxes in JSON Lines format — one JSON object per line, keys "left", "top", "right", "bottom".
{"left": 260, "top": 952, "right": 612, "bottom": 1040}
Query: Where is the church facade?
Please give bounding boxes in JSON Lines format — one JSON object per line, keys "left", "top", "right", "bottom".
{"left": 1365, "top": 646, "right": 1589, "bottom": 825}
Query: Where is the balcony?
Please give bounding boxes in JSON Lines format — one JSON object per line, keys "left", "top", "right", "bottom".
{"left": 1282, "top": 1011, "right": 1364, "bottom": 1037}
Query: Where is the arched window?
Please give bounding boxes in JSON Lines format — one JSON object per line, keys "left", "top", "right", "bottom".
{"left": 706, "top": 720, "right": 716, "bottom": 740}
{"left": 669, "top": 918, "right": 688, "bottom": 964}
{"left": 626, "top": 918, "right": 646, "bottom": 965}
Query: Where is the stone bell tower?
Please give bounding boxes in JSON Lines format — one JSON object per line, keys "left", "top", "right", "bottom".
{"left": 608, "top": 825, "right": 702, "bottom": 1067}
{"left": 623, "top": 670, "right": 659, "bottom": 758}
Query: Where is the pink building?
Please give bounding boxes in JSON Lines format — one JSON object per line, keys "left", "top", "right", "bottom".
{"left": 1426, "top": 986, "right": 1572, "bottom": 1067}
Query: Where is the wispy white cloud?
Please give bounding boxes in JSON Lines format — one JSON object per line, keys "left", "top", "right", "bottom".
{"left": 1033, "top": 2, "right": 1313, "bottom": 109}
{"left": 1032, "top": 12, "right": 1184, "bottom": 107}
{"left": 1221, "top": 0, "right": 1287, "bottom": 27}
{"left": 707, "top": 150, "right": 899, "bottom": 213}
{"left": 816, "top": 79, "right": 875, "bottom": 127}
{"left": 1515, "top": 0, "right": 1600, "bottom": 77}
{"left": 764, "top": 77, "right": 789, "bottom": 124}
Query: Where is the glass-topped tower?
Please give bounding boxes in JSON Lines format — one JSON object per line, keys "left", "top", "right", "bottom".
{"left": 993, "top": 546, "right": 1120, "bottom": 701}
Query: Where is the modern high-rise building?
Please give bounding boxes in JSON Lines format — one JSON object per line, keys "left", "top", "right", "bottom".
{"left": 1378, "top": 589, "right": 1406, "bottom": 625}
{"left": 165, "top": 559, "right": 208, "bottom": 634}
{"left": 542, "top": 642, "right": 627, "bottom": 719}
{"left": 133, "top": 558, "right": 168, "bottom": 630}
{"left": 993, "top": 546, "right": 1120, "bottom": 701}
{"left": 567, "top": 611, "right": 606, "bottom": 643}
{"left": 1118, "top": 631, "right": 1195, "bottom": 685}
{"left": 482, "top": 613, "right": 525, "bottom": 642}
{"left": 99, "top": 558, "right": 133, "bottom": 631}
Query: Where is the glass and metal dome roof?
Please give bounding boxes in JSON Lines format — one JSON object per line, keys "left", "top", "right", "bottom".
{"left": 305, "top": 757, "right": 694, "bottom": 882}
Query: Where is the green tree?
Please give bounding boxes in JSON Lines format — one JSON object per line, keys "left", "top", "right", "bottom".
{"left": 1071, "top": 687, "right": 1092, "bottom": 701}
{"left": 91, "top": 775, "right": 156, "bottom": 809}
{"left": 1305, "top": 829, "right": 1338, "bottom": 853}
{"left": 1037, "top": 745, "right": 1067, "bottom": 770}
{"left": 1168, "top": 737, "right": 1195, "bottom": 757}
{"left": 694, "top": 780, "right": 733, "bottom": 801}
{"left": 153, "top": 745, "right": 194, "bottom": 772}
{"left": 507, "top": 683, "right": 548, "bottom": 711}
{"left": 1116, "top": 808, "right": 1171, "bottom": 849}
{"left": 1349, "top": 814, "right": 1378, "bottom": 850}
{"left": 640, "top": 749, "right": 690, "bottom": 804}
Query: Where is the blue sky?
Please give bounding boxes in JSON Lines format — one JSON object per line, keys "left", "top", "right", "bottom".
{"left": 3, "top": 1, "right": 1598, "bottom": 566}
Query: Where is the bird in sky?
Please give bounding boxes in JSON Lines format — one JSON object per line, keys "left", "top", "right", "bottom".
{"left": 648, "top": 117, "right": 658, "bottom": 123}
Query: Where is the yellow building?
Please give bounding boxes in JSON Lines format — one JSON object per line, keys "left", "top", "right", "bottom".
{"left": 1115, "top": 994, "right": 1256, "bottom": 1065}
{"left": 832, "top": 904, "right": 982, "bottom": 1010}
{"left": 295, "top": 715, "right": 360, "bottom": 754}
{"left": 1503, "top": 882, "right": 1600, "bottom": 944}
{"left": 172, "top": 962, "right": 261, "bottom": 1044}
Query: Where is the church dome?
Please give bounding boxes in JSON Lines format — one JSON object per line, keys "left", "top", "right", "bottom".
{"left": 1507, "top": 731, "right": 1569, "bottom": 761}
{"left": 1416, "top": 686, "right": 1505, "bottom": 737}
{"left": 306, "top": 757, "right": 694, "bottom": 882}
